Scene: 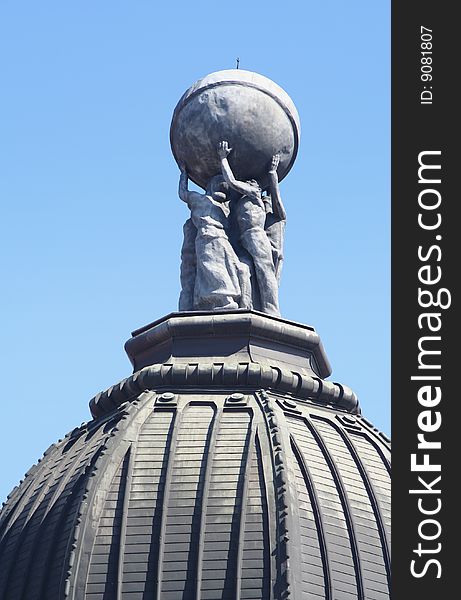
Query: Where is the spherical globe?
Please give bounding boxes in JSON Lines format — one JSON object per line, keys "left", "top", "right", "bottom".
{"left": 170, "top": 69, "right": 300, "bottom": 190}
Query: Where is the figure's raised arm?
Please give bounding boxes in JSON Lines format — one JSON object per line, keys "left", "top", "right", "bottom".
{"left": 178, "top": 165, "right": 190, "bottom": 204}
{"left": 218, "top": 141, "right": 258, "bottom": 198}
{"left": 268, "top": 154, "right": 286, "bottom": 221}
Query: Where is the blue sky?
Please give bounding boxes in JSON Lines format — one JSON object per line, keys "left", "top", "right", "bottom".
{"left": 0, "top": 1, "right": 389, "bottom": 502}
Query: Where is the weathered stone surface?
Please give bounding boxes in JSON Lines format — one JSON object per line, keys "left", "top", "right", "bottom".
{"left": 170, "top": 69, "right": 300, "bottom": 191}
{"left": 178, "top": 170, "right": 251, "bottom": 311}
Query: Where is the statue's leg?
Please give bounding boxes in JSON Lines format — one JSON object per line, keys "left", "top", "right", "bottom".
{"left": 179, "top": 219, "right": 197, "bottom": 311}
{"left": 236, "top": 261, "right": 252, "bottom": 309}
{"left": 194, "top": 235, "right": 240, "bottom": 310}
{"left": 265, "top": 220, "right": 285, "bottom": 284}
{"left": 274, "top": 253, "right": 284, "bottom": 284}
{"left": 241, "top": 228, "right": 280, "bottom": 316}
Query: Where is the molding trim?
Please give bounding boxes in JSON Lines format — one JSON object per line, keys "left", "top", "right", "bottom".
{"left": 89, "top": 361, "right": 359, "bottom": 418}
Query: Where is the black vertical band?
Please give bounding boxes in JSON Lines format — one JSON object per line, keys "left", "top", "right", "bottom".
{"left": 392, "top": 1, "right": 457, "bottom": 597}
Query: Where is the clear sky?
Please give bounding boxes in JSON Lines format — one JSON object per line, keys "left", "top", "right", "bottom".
{"left": 0, "top": 1, "right": 389, "bottom": 502}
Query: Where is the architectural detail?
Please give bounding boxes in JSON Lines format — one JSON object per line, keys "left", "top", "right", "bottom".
{"left": 171, "top": 70, "right": 298, "bottom": 315}
{"left": 0, "top": 69, "right": 390, "bottom": 600}
{"left": 0, "top": 390, "right": 390, "bottom": 600}
{"left": 218, "top": 144, "right": 286, "bottom": 315}
{"left": 178, "top": 168, "right": 251, "bottom": 311}
{"left": 0, "top": 308, "right": 390, "bottom": 599}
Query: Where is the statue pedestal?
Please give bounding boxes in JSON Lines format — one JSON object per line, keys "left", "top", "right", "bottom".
{"left": 125, "top": 309, "right": 331, "bottom": 378}
{"left": 89, "top": 310, "right": 358, "bottom": 418}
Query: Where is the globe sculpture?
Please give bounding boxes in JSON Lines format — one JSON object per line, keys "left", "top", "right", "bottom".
{"left": 170, "top": 69, "right": 301, "bottom": 190}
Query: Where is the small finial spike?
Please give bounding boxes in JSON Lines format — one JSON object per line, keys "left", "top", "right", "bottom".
{"left": 236, "top": 57, "right": 240, "bottom": 69}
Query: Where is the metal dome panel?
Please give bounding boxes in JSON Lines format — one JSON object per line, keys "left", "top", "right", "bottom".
{"left": 0, "top": 388, "right": 390, "bottom": 600}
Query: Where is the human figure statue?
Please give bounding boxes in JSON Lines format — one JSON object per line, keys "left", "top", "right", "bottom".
{"left": 178, "top": 166, "right": 251, "bottom": 311}
{"left": 218, "top": 141, "right": 286, "bottom": 316}
{"left": 265, "top": 155, "right": 287, "bottom": 284}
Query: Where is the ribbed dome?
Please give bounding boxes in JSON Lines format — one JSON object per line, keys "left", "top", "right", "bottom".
{"left": 0, "top": 312, "right": 390, "bottom": 600}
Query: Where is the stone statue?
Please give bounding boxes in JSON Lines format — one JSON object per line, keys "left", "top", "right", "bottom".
{"left": 265, "top": 155, "right": 287, "bottom": 285}
{"left": 218, "top": 141, "right": 285, "bottom": 316}
{"left": 178, "top": 167, "right": 251, "bottom": 311}
{"left": 171, "top": 69, "right": 299, "bottom": 316}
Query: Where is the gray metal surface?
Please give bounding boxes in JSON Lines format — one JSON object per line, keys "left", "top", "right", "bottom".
{"left": 124, "top": 310, "right": 332, "bottom": 378}
{"left": 170, "top": 69, "right": 300, "bottom": 191}
{"left": 0, "top": 312, "right": 390, "bottom": 599}
{"left": 0, "top": 390, "right": 390, "bottom": 600}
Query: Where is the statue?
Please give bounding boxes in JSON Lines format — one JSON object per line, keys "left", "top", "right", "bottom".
{"left": 171, "top": 69, "right": 300, "bottom": 316}
{"left": 178, "top": 167, "right": 251, "bottom": 311}
{"left": 218, "top": 142, "right": 285, "bottom": 316}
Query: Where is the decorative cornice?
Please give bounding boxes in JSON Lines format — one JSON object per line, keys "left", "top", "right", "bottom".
{"left": 89, "top": 361, "right": 359, "bottom": 418}
{"left": 259, "top": 391, "right": 297, "bottom": 599}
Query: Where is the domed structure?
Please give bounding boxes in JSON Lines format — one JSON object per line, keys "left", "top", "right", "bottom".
{"left": 1, "top": 68, "right": 390, "bottom": 599}
{"left": 170, "top": 69, "right": 300, "bottom": 190}
{"left": 0, "top": 311, "right": 390, "bottom": 600}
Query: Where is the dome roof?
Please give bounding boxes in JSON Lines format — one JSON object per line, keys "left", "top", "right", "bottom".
{"left": 0, "top": 312, "right": 390, "bottom": 599}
